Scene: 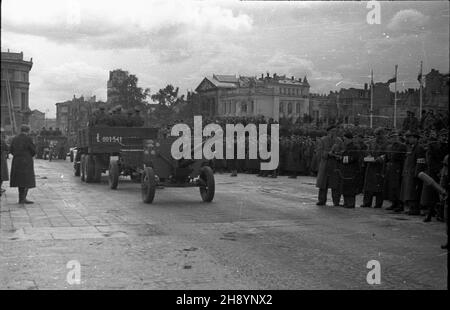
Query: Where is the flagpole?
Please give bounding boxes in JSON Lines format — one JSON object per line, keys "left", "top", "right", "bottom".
{"left": 419, "top": 61, "right": 423, "bottom": 119}
{"left": 370, "top": 69, "right": 373, "bottom": 128}
{"left": 394, "top": 65, "right": 398, "bottom": 128}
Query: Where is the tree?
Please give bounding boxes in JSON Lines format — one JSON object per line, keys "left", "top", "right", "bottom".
{"left": 151, "top": 84, "right": 183, "bottom": 107}
{"left": 116, "top": 74, "right": 150, "bottom": 110}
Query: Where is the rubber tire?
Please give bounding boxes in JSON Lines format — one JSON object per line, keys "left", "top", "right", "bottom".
{"left": 85, "top": 154, "right": 95, "bottom": 183}
{"left": 74, "top": 162, "right": 81, "bottom": 177}
{"left": 109, "top": 160, "right": 120, "bottom": 190}
{"left": 141, "top": 167, "right": 156, "bottom": 203}
{"left": 199, "top": 166, "right": 215, "bottom": 202}
{"left": 93, "top": 155, "right": 102, "bottom": 183}
{"left": 80, "top": 155, "right": 86, "bottom": 182}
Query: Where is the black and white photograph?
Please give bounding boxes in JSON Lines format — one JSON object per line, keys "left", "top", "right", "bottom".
{"left": 0, "top": 0, "right": 448, "bottom": 292}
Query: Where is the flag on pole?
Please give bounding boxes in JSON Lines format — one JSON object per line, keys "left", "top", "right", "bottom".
{"left": 417, "top": 61, "right": 423, "bottom": 84}
{"left": 386, "top": 76, "right": 397, "bottom": 84}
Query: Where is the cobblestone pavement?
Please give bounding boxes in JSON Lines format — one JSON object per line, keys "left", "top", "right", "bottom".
{"left": 0, "top": 159, "right": 447, "bottom": 289}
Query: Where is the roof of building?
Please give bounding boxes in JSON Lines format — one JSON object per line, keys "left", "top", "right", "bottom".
{"left": 213, "top": 74, "right": 239, "bottom": 83}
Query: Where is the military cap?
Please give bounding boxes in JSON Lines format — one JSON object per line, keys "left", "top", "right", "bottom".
{"left": 343, "top": 132, "right": 353, "bottom": 139}
{"left": 405, "top": 130, "right": 420, "bottom": 138}
{"left": 374, "top": 127, "right": 385, "bottom": 136}
{"left": 389, "top": 130, "right": 400, "bottom": 137}
{"left": 20, "top": 124, "right": 31, "bottom": 132}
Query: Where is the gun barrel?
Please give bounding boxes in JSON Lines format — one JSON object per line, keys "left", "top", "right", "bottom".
{"left": 418, "top": 172, "right": 447, "bottom": 196}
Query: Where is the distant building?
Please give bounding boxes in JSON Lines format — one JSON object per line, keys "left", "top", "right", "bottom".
{"left": 194, "top": 73, "right": 310, "bottom": 121}
{"left": 107, "top": 69, "right": 129, "bottom": 105}
{"left": 56, "top": 95, "right": 101, "bottom": 144}
{"left": 28, "top": 109, "right": 46, "bottom": 133}
{"left": 0, "top": 50, "right": 33, "bottom": 135}
{"left": 309, "top": 93, "right": 337, "bottom": 126}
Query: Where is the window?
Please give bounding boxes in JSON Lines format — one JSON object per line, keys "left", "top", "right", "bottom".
{"left": 288, "top": 102, "right": 293, "bottom": 114}
{"left": 241, "top": 102, "right": 247, "bottom": 113}
{"left": 249, "top": 100, "right": 254, "bottom": 114}
{"left": 279, "top": 101, "right": 285, "bottom": 113}
{"left": 21, "top": 92, "right": 27, "bottom": 110}
{"left": 296, "top": 102, "right": 301, "bottom": 115}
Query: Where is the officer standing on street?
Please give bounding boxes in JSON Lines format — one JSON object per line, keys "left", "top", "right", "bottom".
{"left": 360, "top": 127, "right": 388, "bottom": 208}
{"left": 315, "top": 125, "right": 342, "bottom": 206}
{"left": 384, "top": 130, "right": 407, "bottom": 211}
{"left": 338, "top": 132, "right": 361, "bottom": 208}
{"left": 1, "top": 128, "right": 9, "bottom": 196}
{"left": 400, "top": 130, "right": 426, "bottom": 215}
{"left": 9, "top": 124, "right": 36, "bottom": 204}
{"left": 422, "top": 131, "right": 445, "bottom": 221}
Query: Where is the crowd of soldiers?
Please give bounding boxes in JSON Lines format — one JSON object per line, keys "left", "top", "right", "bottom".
{"left": 88, "top": 105, "right": 145, "bottom": 127}
{"left": 38, "top": 127, "right": 63, "bottom": 136}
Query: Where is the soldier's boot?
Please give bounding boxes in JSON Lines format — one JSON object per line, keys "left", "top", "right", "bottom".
{"left": 423, "top": 205, "right": 435, "bottom": 222}
{"left": 407, "top": 201, "right": 420, "bottom": 215}
{"left": 374, "top": 193, "right": 383, "bottom": 208}
{"left": 385, "top": 200, "right": 398, "bottom": 211}
{"left": 331, "top": 189, "right": 341, "bottom": 207}
{"left": 18, "top": 188, "right": 33, "bottom": 204}
{"left": 343, "top": 196, "right": 355, "bottom": 208}
{"left": 360, "top": 192, "right": 372, "bottom": 208}
{"left": 316, "top": 188, "right": 327, "bottom": 206}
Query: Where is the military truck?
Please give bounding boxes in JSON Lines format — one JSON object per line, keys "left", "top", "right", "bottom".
{"left": 36, "top": 135, "right": 68, "bottom": 160}
{"left": 74, "top": 126, "right": 159, "bottom": 184}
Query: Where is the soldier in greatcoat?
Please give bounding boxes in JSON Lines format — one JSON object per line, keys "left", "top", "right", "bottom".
{"left": 315, "top": 125, "right": 342, "bottom": 206}
{"left": 399, "top": 130, "right": 426, "bottom": 215}
{"left": 422, "top": 132, "right": 445, "bottom": 221}
{"left": 1, "top": 128, "right": 9, "bottom": 196}
{"left": 360, "top": 127, "right": 388, "bottom": 208}
{"left": 337, "top": 132, "right": 361, "bottom": 208}
{"left": 384, "top": 131, "right": 407, "bottom": 211}
{"left": 9, "top": 124, "right": 36, "bottom": 204}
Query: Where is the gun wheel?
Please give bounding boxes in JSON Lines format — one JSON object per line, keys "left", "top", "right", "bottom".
{"left": 142, "top": 167, "right": 156, "bottom": 203}
{"left": 199, "top": 166, "right": 215, "bottom": 202}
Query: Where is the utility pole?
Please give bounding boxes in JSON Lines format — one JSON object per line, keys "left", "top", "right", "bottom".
{"left": 419, "top": 61, "right": 423, "bottom": 119}
{"left": 370, "top": 70, "right": 374, "bottom": 128}
{"left": 393, "top": 65, "right": 398, "bottom": 128}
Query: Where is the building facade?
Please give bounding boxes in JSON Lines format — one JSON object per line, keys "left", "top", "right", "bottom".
{"left": 28, "top": 109, "right": 46, "bottom": 133}
{"left": 56, "top": 95, "right": 101, "bottom": 144}
{"left": 107, "top": 69, "right": 129, "bottom": 105}
{"left": 0, "top": 50, "right": 33, "bottom": 135}
{"left": 194, "top": 73, "right": 310, "bottom": 121}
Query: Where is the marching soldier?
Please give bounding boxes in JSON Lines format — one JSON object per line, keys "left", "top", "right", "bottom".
{"left": 360, "top": 127, "right": 388, "bottom": 208}
{"left": 338, "top": 132, "right": 361, "bottom": 208}
{"left": 400, "top": 130, "right": 426, "bottom": 215}
{"left": 315, "top": 125, "right": 342, "bottom": 206}
{"left": 384, "top": 130, "right": 407, "bottom": 211}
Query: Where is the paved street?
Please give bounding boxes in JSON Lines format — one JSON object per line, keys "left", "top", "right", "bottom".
{"left": 0, "top": 158, "right": 447, "bottom": 290}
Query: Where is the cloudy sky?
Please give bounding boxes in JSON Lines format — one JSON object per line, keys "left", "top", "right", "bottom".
{"left": 2, "top": 0, "right": 449, "bottom": 117}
